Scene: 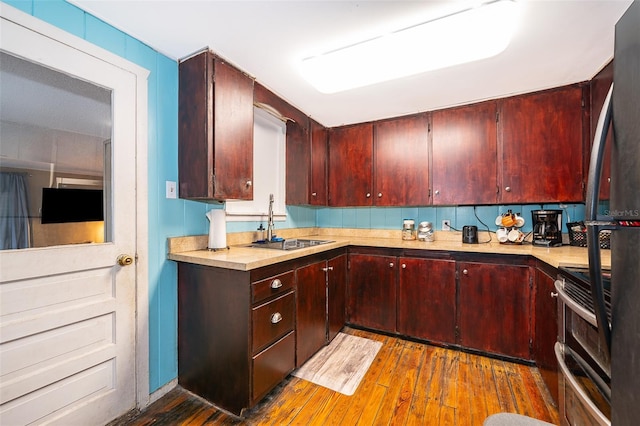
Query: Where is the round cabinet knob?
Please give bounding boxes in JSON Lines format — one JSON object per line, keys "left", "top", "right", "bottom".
{"left": 270, "top": 312, "right": 283, "bottom": 324}
{"left": 378, "top": 193, "right": 383, "bottom": 198}
{"left": 505, "top": 186, "right": 511, "bottom": 192}
{"left": 117, "top": 254, "right": 134, "bottom": 266}
{"left": 402, "top": 264, "right": 406, "bottom": 269}
{"left": 389, "top": 262, "right": 394, "bottom": 268}
{"left": 462, "top": 269, "right": 468, "bottom": 275}
{"left": 551, "top": 291, "right": 559, "bottom": 298}
{"left": 434, "top": 190, "right": 440, "bottom": 195}
{"left": 607, "top": 177, "right": 611, "bottom": 183}
{"left": 312, "top": 192, "right": 317, "bottom": 197}
{"left": 246, "top": 180, "right": 252, "bottom": 187}
{"left": 366, "top": 193, "right": 371, "bottom": 198}
{"left": 270, "top": 279, "right": 282, "bottom": 289}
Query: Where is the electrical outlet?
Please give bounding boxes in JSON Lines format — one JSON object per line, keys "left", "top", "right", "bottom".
{"left": 442, "top": 219, "right": 451, "bottom": 231}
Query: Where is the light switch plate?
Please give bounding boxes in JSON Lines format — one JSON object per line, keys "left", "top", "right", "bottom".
{"left": 166, "top": 181, "right": 177, "bottom": 199}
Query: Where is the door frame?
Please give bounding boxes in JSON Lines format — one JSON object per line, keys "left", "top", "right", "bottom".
{"left": 1, "top": 3, "right": 151, "bottom": 411}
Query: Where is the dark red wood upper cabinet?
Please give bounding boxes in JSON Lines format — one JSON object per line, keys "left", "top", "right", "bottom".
{"left": 328, "top": 123, "right": 374, "bottom": 206}
{"left": 310, "top": 120, "right": 328, "bottom": 206}
{"left": 457, "top": 262, "right": 532, "bottom": 359}
{"left": 397, "top": 257, "right": 456, "bottom": 344}
{"left": 347, "top": 253, "right": 397, "bottom": 333}
{"left": 499, "top": 84, "right": 586, "bottom": 204}
{"left": 590, "top": 61, "right": 613, "bottom": 201}
{"left": 431, "top": 101, "right": 498, "bottom": 205}
{"left": 178, "top": 51, "right": 254, "bottom": 201}
{"left": 285, "top": 120, "right": 311, "bottom": 205}
{"left": 373, "top": 114, "right": 429, "bottom": 206}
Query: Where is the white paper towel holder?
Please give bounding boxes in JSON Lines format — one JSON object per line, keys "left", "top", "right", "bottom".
{"left": 206, "top": 209, "right": 229, "bottom": 251}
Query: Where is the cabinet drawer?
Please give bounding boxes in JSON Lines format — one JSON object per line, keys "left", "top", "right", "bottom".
{"left": 252, "top": 271, "right": 295, "bottom": 305}
{"left": 252, "top": 291, "right": 295, "bottom": 354}
{"left": 252, "top": 331, "right": 295, "bottom": 403}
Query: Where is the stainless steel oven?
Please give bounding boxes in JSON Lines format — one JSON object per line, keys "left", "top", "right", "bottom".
{"left": 555, "top": 267, "right": 611, "bottom": 426}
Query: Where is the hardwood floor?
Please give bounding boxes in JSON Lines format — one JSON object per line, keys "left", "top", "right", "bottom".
{"left": 115, "top": 327, "right": 559, "bottom": 426}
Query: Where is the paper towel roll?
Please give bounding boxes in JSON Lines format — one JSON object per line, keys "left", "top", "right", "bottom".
{"left": 206, "top": 209, "right": 227, "bottom": 249}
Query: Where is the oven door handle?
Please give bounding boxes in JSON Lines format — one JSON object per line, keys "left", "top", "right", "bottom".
{"left": 554, "top": 280, "right": 598, "bottom": 327}
{"left": 555, "top": 342, "right": 611, "bottom": 426}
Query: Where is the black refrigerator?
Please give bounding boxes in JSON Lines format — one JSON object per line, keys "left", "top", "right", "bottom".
{"left": 586, "top": 1, "right": 640, "bottom": 425}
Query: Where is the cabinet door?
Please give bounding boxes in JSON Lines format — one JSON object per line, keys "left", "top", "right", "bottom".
{"left": 327, "top": 254, "right": 347, "bottom": 341}
{"left": 499, "top": 85, "right": 585, "bottom": 203}
{"left": 328, "top": 123, "right": 373, "bottom": 206}
{"left": 296, "top": 260, "right": 327, "bottom": 367}
{"left": 373, "top": 114, "right": 429, "bottom": 206}
{"left": 285, "top": 120, "right": 310, "bottom": 205}
{"left": 212, "top": 58, "right": 254, "bottom": 200}
{"left": 348, "top": 253, "right": 397, "bottom": 332}
{"left": 310, "top": 120, "right": 328, "bottom": 206}
{"left": 398, "top": 257, "right": 456, "bottom": 344}
{"left": 432, "top": 101, "right": 498, "bottom": 205}
{"left": 458, "top": 262, "right": 532, "bottom": 359}
{"left": 534, "top": 267, "right": 559, "bottom": 403}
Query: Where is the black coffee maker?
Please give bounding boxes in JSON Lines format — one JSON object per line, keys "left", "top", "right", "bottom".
{"left": 531, "top": 210, "right": 563, "bottom": 247}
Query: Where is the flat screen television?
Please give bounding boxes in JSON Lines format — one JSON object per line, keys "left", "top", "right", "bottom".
{"left": 41, "top": 188, "right": 104, "bottom": 224}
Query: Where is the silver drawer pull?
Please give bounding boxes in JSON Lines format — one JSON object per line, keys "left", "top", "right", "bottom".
{"left": 270, "top": 312, "right": 283, "bottom": 324}
{"left": 270, "top": 279, "right": 282, "bottom": 289}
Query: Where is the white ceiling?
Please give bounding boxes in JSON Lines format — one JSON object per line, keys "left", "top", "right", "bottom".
{"left": 70, "top": 0, "right": 632, "bottom": 128}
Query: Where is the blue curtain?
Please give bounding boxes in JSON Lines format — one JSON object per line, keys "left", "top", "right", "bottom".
{"left": 0, "top": 172, "right": 31, "bottom": 249}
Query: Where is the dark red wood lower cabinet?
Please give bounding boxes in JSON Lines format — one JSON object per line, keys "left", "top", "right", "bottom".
{"left": 327, "top": 255, "right": 347, "bottom": 341}
{"left": 252, "top": 332, "right": 295, "bottom": 403}
{"left": 348, "top": 253, "right": 397, "bottom": 333}
{"left": 296, "top": 261, "right": 328, "bottom": 367}
{"left": 458, "top": 262, "right": 532, "bottom": 359}
{"left": 397, "top": 257, "right": 457, "bottom": 344}
{"left": 534, "top": 266, "right": 559, "bottom": 403}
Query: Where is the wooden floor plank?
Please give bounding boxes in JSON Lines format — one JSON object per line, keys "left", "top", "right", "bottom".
{"left": 355, "top": 384, "right": 387, "bottom": 426}
{"left": 386, "top": 342, "right": 425, "bottom": 425}
{"left": 464, "top": 353, "right": 489, "bottom": 425}
{"left": 118, "top": 329, "right": 559, "bottom": 426}
{"left": 491, "top": 359, "right": 519, "bottom": 414}
{"left": 453, "top": 351, "right": 473, "bottom": 426}
{"left": 405, "top": 345, "right": 438, "bottom": 425}
{"left": 503, "top": 360, "right": 537, "bottom": 418}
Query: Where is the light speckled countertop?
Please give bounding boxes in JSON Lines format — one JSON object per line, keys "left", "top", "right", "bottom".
{"left": 168, "top": 228, "right": 610, "bottom": 271}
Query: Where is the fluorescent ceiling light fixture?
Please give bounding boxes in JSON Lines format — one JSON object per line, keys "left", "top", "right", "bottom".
{"left": 299, "top": 0, "right": 520, "bottom": 94}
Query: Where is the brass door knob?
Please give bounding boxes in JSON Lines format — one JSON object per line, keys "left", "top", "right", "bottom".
{"left": 117, "top": 254, "right": 134, "bottom": 266}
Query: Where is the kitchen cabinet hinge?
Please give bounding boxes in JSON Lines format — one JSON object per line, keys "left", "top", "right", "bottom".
{"left": 496, "top": 111, "right": 499, "bottom": 122}
{"left": 529, "top": 275, "right": 534, "bottom": 289}
{"left": 428, "top": 122, "right": 431, "bottom": 132}
{"left": 347, "top": 260, "right": 350, "bottom": 270}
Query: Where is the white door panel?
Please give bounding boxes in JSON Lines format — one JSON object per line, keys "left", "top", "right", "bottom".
{"left": 1, "top": 7, "right": 143, "bottom": 425}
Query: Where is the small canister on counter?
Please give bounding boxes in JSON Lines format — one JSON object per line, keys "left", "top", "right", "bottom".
{"left": 402, "top": 219, "right": 416, "bottom": 240}
{"left": 418, "top": 221, "right": 434, "bottom": 242}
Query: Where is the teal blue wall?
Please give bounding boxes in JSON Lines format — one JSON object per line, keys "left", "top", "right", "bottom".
{"left": 5, "top": 0, "right": 587, "bottom": 396}
{"left": 317, "top": 203, "right": 586, "bottom": 234}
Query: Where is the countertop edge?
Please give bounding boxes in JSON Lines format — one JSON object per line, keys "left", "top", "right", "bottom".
{"left": 167, "top": 234, "right": 610, "bottom": 271}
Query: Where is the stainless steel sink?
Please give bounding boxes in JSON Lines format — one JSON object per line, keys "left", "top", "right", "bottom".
{"left": 249, "top": 238, "right": 333, "bottom": 250}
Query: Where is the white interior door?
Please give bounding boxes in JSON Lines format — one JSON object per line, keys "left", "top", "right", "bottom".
{"left": 0, "top": 11, "right": 145, "bottom": 425}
